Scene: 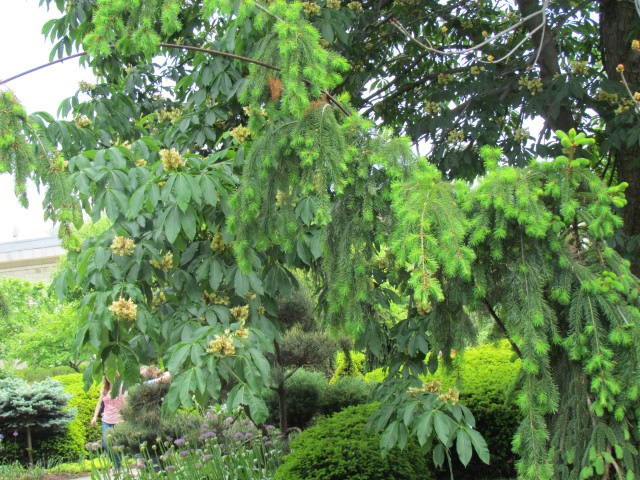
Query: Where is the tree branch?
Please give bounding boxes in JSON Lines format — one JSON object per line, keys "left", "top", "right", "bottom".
{"left": 483, "top": 298, "right": 523, "bottom": 359}
{"left": 0, "top": 43, "right": 351, "bottom": 116}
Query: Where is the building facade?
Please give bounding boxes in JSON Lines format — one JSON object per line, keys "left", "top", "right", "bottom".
{"left": 0, "top": 237, "right": 64, "bottom": 283}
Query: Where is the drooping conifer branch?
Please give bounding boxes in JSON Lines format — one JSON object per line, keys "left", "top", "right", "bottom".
{"left": 483, "top": 298, "right": 523, "bottom": 359}
{"left": 0, "top": 43, "right": 351, "bottom": 116}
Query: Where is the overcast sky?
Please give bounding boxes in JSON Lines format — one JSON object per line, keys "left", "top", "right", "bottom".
{"left": 0, "top": 0, "right": 91, "bottom": 243}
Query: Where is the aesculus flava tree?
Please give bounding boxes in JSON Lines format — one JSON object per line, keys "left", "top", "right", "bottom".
{"left": 1, "top": 1, "right": 639, "bottom": 478}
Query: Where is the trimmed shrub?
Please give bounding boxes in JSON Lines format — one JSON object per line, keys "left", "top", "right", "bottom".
{"left": 275, "top": 403, "right": 432, "bottom": 480}
{"left": 266, "top": 369, "right": 328, "bottom": 430}
{"left": 319, "top": 376, "right": 373, "bottom": 417}
{"left": 330, "top": 350, "right": 365, "bottom": 383}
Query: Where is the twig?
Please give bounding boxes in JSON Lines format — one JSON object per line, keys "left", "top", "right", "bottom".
{"left": 0, "top": 43, "right": 351, "bottom": 116}
{"left": 483, "top": 298, "right": 523, "bottom": 359}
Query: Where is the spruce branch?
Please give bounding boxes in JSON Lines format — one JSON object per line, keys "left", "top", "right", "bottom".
{"left": 0, "top": 43, "right": 351, "bottom": 116}
{"left": 482, "top": 298, "right": 523, "bottom": 359}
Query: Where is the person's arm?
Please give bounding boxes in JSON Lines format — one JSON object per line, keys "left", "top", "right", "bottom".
{"left": 90, "top": 392, "right": 104, "bottom": 426}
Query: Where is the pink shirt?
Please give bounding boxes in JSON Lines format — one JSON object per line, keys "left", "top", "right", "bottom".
{"left": 102, "top": 388, "right": 127, "bottom": 424}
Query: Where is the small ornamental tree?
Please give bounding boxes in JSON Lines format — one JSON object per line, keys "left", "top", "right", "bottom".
{"left": 0, "top": 377, "right": 76, "bottom": 466}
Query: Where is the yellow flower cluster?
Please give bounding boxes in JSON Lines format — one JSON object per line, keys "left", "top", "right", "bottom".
{"left": 302, "top": 1, "right": 321, "bottom": 15}
{"left": 246, "top": 291, "right": 257, "bottom": 300}
{"left": 160, "top": 148, "right": 185, "bottom": 171}
{"left": 424, "top": 101, "right": 442, "bottom": 115}
{"left": 151, "top": 290, "right": 166, "bottom": 309}
{"left": 235, "top": 327, "right": 249, "bottom": 339}
{"left": 230, "top": 305, "right": 250, "bottom": 323}
{"left": 447, "top": 129, "right": 465, "bottom": 144}
{"left": 210, "top": 233, "right": 226, "bottom": 253}
{"left": 156, "top": 108, "right": 183, "bottom": 124}
{"left": 408, "top": 380, "right": 441, "bottom": 397}
{"left": 230, "top": 125, "right": 251, "bottom": 142}
{"left": 437, "top": 388, "right": 460, "bottom": 405}
{"left": 513, "top": 127, "right": 530, "bottom": 142}
{"left": 416, "top": 301, "right": 431, "bottom": 315}
{"left": 570, "top": 61, "right": 587, "bottom": 75}
{"left": 469, "top": 65, "right": 485, "bottom": 75}
{"left": 135, "top": 159, "right": 147, "bottom": 167}
{"left": 632, "top": 39, "right": 640, "bottom": 51}
{"left": 595, "top": 89, "right": 619, "bottom": 104}
{"left": 202, "top": 292, "right": 230, "bottom": 306}
{"left": 111, "top": 236, "right": 135, "bottom": 256}
{"left": 108, "top": 297, "right": 137, "bottom": 321}
{"left": 347, "top": 1, "right": 363, "bottom": 12}
{"left": 150, "top": 252, "right": 173, "bottom": 272}
{"left": 74, "top": 115, "right": 92, "bottom": 128}
{"left": 327, "top": 0, "right": 341, "bottom": 8}
{"left": 206, "top": 331, "right": 236, "bottom": 356}
{"left": 518, "top": 76, "right": 543, "bottom": 95}
{"left": 78, "top": 80, "right": 96, "bottom": 93}
{"left": 437, "top": 73, "right": 454, "bottom": 85}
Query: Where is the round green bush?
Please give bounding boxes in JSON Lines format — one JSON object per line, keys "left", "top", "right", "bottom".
{"left": 319, "top": 376, "right": 373, "bottom": 417}
{"left": 275, "top": 403, "right": 432, "bottom": 480}
{"left": 266, "top": 368, "right": 328, "bottom": 430}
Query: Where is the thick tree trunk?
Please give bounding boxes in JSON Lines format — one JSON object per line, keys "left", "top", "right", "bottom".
{"left": 601, "top": 0, "right": 640, "bottom": 275}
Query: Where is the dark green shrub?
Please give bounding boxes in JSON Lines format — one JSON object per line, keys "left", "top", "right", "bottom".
{"left": 319, "top": 376, "right": 373, "bottom": 417}
{"left": 275, "top": 403, "right": 432, "bottom": 480}
{"left": 266, "top": 369, "right": 328, "bottom": 430}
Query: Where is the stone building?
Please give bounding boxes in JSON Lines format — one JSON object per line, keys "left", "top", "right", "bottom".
{"left": 0, "top": 237, "right": 64, "bottom": 283}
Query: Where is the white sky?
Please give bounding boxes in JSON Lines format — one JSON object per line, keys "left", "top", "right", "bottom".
{"left": 0, "top": 0, "right": 92, "bottom": 243}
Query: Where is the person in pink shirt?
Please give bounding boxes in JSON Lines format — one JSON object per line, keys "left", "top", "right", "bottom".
{"left": 91, "top": 374, "right": 127, "bottom": 470}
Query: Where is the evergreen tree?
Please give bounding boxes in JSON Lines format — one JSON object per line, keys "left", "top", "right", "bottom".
{"left": 0, "top": 377, "right": 76, "bottom": 466}
{"left": 0, "top": 1, "right": 639, "bottom": 478}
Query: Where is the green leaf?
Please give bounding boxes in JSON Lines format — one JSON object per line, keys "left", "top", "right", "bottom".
{"left": 432, "top": 443, "right": 445, "bottom": 468}
{"left": 174, "top": 174, "right": 192, "bottom": 212}
{"left": 165, "top": 206, "right": 181, "bottom": 243}
{"left": 129, "top": 184, "right": 147, "bottom": 218}
{"left": 381, "top": 422, "right": 399, "bottom": 451}
{"left": 295, "top": 197, "right": 315, "bottom": 226}
{"left": 168, "top": 343, "right": 191, "bottom": 373}
{"left": 466, "top": 427, "right": 490, "bottom": 465}
{"left": 416, "top": 411, "right": 434, "bottom": 446}
{"left": 456, "top": 429, "right": 472, "bottom": 466}
{"left": 433, "top": 410, "right": 451, "bottom": 444}
{"left": 234, "top": 269, "right": 249, "bottom": 296}
{"left": 209, "top": 259, "right": 224, "bottom": 290}
{"left": 181, "top": 207, "right": 197, "bottom": 240}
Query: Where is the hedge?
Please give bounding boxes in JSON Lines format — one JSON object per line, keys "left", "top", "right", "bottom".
{"left": 275, "top": 403, "right": 432, "bottom": 480}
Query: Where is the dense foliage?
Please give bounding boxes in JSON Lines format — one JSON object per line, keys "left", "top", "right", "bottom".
{"left": 0, "top": 377, "right": 75, "bottom": 466}
{"left": 274, "top": 402, "right": 432, "bottom": 480}
{"left": 0, "top": 1, "right": 639, "bottom": 478}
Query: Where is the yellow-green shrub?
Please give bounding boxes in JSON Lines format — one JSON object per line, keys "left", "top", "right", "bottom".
{"left": 329, "top": 350, "right": 365, "bottom": 383}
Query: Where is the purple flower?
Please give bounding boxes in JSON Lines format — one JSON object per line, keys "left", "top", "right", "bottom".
{"left": 165, "top": 465, "right": 176, "bottom": 472}
{"left": 0, "top": 434, "right": 4, "bottom": 439}
{"left": 179, "top": 450, "right": 189, "bottom": 458}
{"left": 201, "top": 454, "right": 213, "bottom": 462}
{"left": 233, "top": 432, "right": 244, "bottom": 439}
{"left": 173, "top": 437, "right": 186, "bottom": 446}
{"left": 198, "top": 431, "right": 216, "bottom": 440}
{"left": 224, "top": 416, "right": 234, "bottom": 423}
{"left": 12, "top": 431, "right": 18, "bottom": 437}
{"left": 265, "top": 425, "right": 275, "bottom": 431}
{"left": 84, "top": 442, "right": 92, "bottom": 450}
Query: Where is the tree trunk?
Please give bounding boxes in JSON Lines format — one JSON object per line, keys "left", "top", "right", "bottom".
{"left": 26, "top": 426, "right": 33, "bottom": 468}
{"left": 600, "top": 0, "right": 640, "bottom": 275}
{"left": 277, "top": 383, "right": 288, "bottom": 438}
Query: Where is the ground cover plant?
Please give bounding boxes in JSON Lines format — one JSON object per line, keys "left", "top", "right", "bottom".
{"left": 1, "top": 1, "right": 640, "bottom": 478}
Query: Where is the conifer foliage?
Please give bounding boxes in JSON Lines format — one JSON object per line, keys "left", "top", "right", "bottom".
{"left": 1, "top": 1, "right": 640, "bottom": 478}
